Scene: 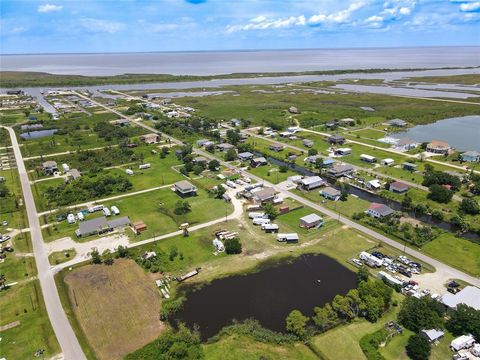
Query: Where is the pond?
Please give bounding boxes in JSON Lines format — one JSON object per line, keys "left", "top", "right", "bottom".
{"left": 394, "top": 115, "right": 480, "bottom": 152}
{"left": 20, "top": 129, "right": 58, "bottom": 140}
{"left": 174, "top": 254, "right": 356, "bottom": 340}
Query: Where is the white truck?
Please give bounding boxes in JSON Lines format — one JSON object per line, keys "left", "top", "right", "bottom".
{"left": 77, "top": 212, "right": 85, "bottom": 221}
{"left": 110, "top": 206, "right": 120, "bottom": 215}
{"left": 102, "top": 207, "right": 111, "bottom": 217}
{"left": 67, "top": 213, "right": 76, "bottom": 224}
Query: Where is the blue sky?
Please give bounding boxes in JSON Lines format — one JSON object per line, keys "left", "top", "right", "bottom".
{"left": 1, "top": 0, "right": 479, "bottom": 54}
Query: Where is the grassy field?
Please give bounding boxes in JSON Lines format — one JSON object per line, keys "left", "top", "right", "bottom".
{"left": 48, "top": 249, "right": 77, "bottom": 265}
{"left": 203, "top": 334, "right": 317, "bottom": 360}
{"left": 404, "top": 74, "right": 480, "bottom": 85}
{"left": 248, "top": 163, "right": 298, "bottom": 184}
{"left": 0, "top": 169, "right": 27, "bottom": 230}
{"left": 423, "top": 233, "right": 480, "bottom": 277}
{"left": 0, "top": 280, "right": 60, "bottom": 360}
{"left": 63, "top": 259, "right": 164, "bottom": 360}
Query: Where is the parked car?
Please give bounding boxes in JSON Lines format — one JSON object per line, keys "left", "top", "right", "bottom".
{"left": 352, "top": 258, "right": 363, "bottom": 266}
{"left": 0, "top": 235, "right": 11, "bottom": 243}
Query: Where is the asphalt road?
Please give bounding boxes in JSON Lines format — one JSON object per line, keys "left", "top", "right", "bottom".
{"left": 2, "top": 126, "right": 87, "bottom": 360}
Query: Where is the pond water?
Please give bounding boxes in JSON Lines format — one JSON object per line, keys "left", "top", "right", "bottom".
{"left": 174, "top": 254, "right": 356, "bottom": 340}
{"left": 20, "top": 129, "right": 58, "bottom": 140}
{"left": 394, "top": 115, "right": 480, "bottom": 151}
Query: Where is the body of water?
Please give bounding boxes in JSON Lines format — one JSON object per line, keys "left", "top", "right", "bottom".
{"left": 395, "top": 115, "right": 480, "bottom": 151}
{"left": 174, "top": 254, "right": 356, "bottom": 340}
{"left": 20, "top": 129, "right": 58, "bottom": 140}
{"left": 2, "top": 47, "right": 479, "bottom": 76}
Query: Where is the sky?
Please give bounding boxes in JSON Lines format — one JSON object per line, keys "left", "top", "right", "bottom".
{"left": 0, "top": 0, "right": 479, "bottom": 54}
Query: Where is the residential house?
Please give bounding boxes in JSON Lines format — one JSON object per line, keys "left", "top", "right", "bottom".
{"left": 367, "top": 203, "right": 395, "bottom": 218}
{"left": 196, "top": 139, "right": 210, "bottom": 147}
{"left": 230, "top": 118, "right": 242, "bottom": 127}
{"left": 216, "top": 143, "right": 235, "bottom": 152}
{"left": 42, "top": 161, "right": 58, "bottom": 175}
{"left": 394, "top": 138, "right": 418, "bottom": 151}
{"left": 426, "top": 140, "right": 451, "bottom": 154}
{"left": 250, "top": 157, "right": 268, "bottom": 168}
{"left": 238, "top": 152, "right": 254, "bottom": 161}
{"left": 174, "top": 180, "right": 197, "bottom": 197}
{"left": 327, "top": 163, "right": 355, "bottom": 177}
{"left": 322, "top": 158, "right": 336, "bottom": 167}
{"left": 75, "top": 216, "right": 131, "bottom": 238}
{"left": 420, "top": 329, "right": 444, "bottom": 343}
{"left": 461, "top": 151, "right": 480, "bottom": 162}
{"left": 390, "top": 181, "right": 409, "bottom": 193}
{"left": 367, "top": 179, "right": 382, "bottom": 190}
{"left": 339, "top": 118, "right": 355, "bottom": 126}
{"left": 193, "top": 156, "right": 207, "bottom": 165}
{"left": 269, "top": 143, "right": 285, "bottom": 152}
{"left": 253, "top": 187, "right": 276, "bottom": 204}
{"left": 299, "top": 176, "right": 325, "bottom": 191}
{"left": 305, "top": 155, "right": 322, "bottom": 165}
{"left": 111, "top": 119, "right": 131, "bottom": 127}
{"left": 403, "top": 162, "right": 418, "bottom": 171}
{"left": 334, "top": 148, "right": 352, "bottom": 156}
{"left": 328, "top": 134, "right": 345, "bottom": 145}
{"left": 386, "top": 118, "right": 408, "bottom": 127}
{"left": 288, "top": 106, "right": 299, "bottom": 114}
{"left": 299, "top": 214, "right": 324, "bottom": 229}
{"left": 320, "top": 186, "right": 341, "bottom": 200}
{"left": 325, "top": 121, "right": 338, "bottom": 130}
{"left": 140, "top": 133, "right": 160, "bottom": 144}
{"left": 303, "top": 139, "right": 314, "bottom": 148}
{"left": 287, "top": 175, "right": 303, "bottom": 184}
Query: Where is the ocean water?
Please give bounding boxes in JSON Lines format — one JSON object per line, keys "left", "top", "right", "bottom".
{"left": 1, "top": 47, "right": 479, "bottom": 76}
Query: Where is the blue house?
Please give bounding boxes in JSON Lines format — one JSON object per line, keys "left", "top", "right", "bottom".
{"left": 461, "top": 151, "right": 480, "bottom": 162}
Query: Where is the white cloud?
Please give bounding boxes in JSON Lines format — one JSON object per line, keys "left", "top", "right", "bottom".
{"left": 226, "top": 1, "right": 366, "bottom": 33}
{"left": 366, "top": 15, "right": 384, "bottom": 22}
{"left": 38, "top": 4, "right": 63, "bottom": 13}
{"left": 460, "top": 1, "right": 480, "bottom": 11}
{"left": 78, "top": 18, "right": 124, "bottom": 34}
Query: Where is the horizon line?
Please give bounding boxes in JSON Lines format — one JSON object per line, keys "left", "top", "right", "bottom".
{"left": 1, "top": 44, "right": 479, "bottom": 57}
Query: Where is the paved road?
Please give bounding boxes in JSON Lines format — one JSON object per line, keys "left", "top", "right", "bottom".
{"left": 1, "top": 126, "right": 87, "bottom": 360}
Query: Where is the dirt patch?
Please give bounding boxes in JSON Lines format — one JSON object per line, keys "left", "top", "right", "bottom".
{"left": 64, "top": 259, "right": 164, "bottom": 360}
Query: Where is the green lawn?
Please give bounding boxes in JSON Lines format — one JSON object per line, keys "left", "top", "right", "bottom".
{"left": 248, "top": 164, "right": 298, "bottom": 184}
{"left": 423, "top": 233, "right": 480, "bottom": 277}
{"left": 0, "top": 169, "right": 27, "bottom": 230}
{"left": 0, "top": 280, "right": 60, "bottom": 360}
{"left": 48, "top": 249, "right": 77, "bottom": 265}
{"left": 0, "top": 254, "right": 37, "bottom": 282}
{"left": 203, "top": 334, "right": 316, "bottom": 360}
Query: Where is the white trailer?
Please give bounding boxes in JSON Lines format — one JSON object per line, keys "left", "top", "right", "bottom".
{"left": 252, "top": 218, "right": 270, "bottom": 226}
{"left": 102, "top": 207, "right": 111, "bottom": 217}
{"left": 110, "top": 206, "right": 120, "bottom": 215}
{"left": 62, "top": 163, "right": 70, "bottom": 172}
{"left": 67, "top": 213, "right": 76, "bottom": 224}
{"left": 77, "top": 212, "right": 85, "bottom": 221}
{"left": 139, "top": 163, "right": 151, "bottom": 170}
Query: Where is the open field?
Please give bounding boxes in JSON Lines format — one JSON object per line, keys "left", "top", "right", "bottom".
{"left": 203, "top": 334, "right": 317, "bottom": 360}
{"left": 404, "top": 74, "right": 480, "bottom": 85}
{"left": 63, "top": 259, "right": 164, "bottom": 360}
{"left": 0, "top": 280, "right": 60, "bottom": 360}
{"left": 0, "top": 169, "right": 27, "bottom": 230}
{"left": 248, "top": 163, "right": 298, "bottom": 184}
{"left": 48, "top": 248, "right": 77, "bottom": 265}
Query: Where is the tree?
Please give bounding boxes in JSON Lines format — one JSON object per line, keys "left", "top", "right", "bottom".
{"left": 279, "top": 165, "right": 288, "bottom": 173}
{"left": 308, "top": 148, "right": 318, "bottom": 156}
{"left": 226, "top": 129, "right": 241, "bottom": 145}
{"left": 102, "top": 249, "right": 114, "bottom": 265}
{"left": 451, "top": 214, "right": 469, "bottom": 232}
{"left": 357, "top": 266, "right": 369, "bottom": 284}
{"left": 208, "top": 160, "right": 220, "bottom": 171}
{"left": 117, "top": 245, "right": 129, "bottom": 258}
{"left": 363, "top": 295, "right": 384, "bottom": 322}
{"left": 193, "top": 165, "right": 204, "bottom": 176}
{"left": 224, "top": 238, "right": 242, "bottom": 254}
{"left": 313, "top": 303, "right": 339, "bottom": 332}
{"left": 224, "top": 148, "right": 237, "bottom": 161}
{"left": 406, "top": 334, "right": 431, "bottom": 360}
{"left": 332, "top": 294, "right": 355, "bottom": 320}
{"left": 314, "top": 157, "right": 324, "bottom": 169}
{"left": 398, "top": 297, "right": 444, "bottom": 333}
{"left": 285, "top": 310, "right": 308, "bottom": 339}
{"left": 427, "top": 184, "right": 453, "bottom": 203}
{"left": 446, "top": 304, "right": 480, "bottom": 341}
{"left": 91, "top": 249, "right": 102, "bottom": 264}
{"left": 213, "top": 185, "right": 226, "bottom": 199}
{"left": 460, "top": 198, "right": 480, "bottom": 215}
{"left": 0, "top": 183, "right": 9, "bottom": 198}
{"left": 263, "top": 202, "right": 279, "bottom": 220}
{"left": 174, "top": 201, "right": 191, "bottom": 215}
{"left": 402, "top": 193, "right": 413, "bottom": 210}
{"left": 125, "top": 324, "right": 204, "bottom": 360}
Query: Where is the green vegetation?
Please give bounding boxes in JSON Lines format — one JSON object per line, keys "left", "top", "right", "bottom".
{"left": 359, "top": 328, "right": 389, "bottom": 360}
{"left": 48, "top": 249, "right": 77, "bottom": 265}
{"left": 405, "top": 74, "right": 480, "bottom": 85}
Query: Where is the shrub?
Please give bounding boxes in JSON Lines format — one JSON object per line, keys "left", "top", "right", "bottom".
{"left": 359, "top": 329, "right": 388, "bottom": 360}
{"left": 224, "top": 238, "right": 242, "bottom": 254}
{"left": 406, "top": 334, "right": 431, "bottom": 360}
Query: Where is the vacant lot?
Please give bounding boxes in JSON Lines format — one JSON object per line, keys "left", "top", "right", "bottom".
{"left": 64, "top": 259, "right": 164, "bottom": 360}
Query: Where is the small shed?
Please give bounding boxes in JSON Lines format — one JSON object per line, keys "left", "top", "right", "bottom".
{"left": 420, "top": 329, "right": 444, "bottom": 343}
{"left": 132, "top": 221, "right": 147, "bottom": 234}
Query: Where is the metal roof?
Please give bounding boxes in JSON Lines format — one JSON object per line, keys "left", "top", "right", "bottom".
{"left": 300, "top": 213, "right": 323, "bottom": 224}
{"left": 442, "top": 286, "right": 480, "bottom": 310}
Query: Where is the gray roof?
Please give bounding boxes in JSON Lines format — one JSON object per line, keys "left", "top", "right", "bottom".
{"left": 254, "top": 187, "right": 276, "bottom": 201}
{"left": 300, "top": 213, "right": 323, "bottom": 224}
{"left": 70, "top": 169, "right": 81, "bottom": 179}
{"left": 321, "top": 186, "right": 341, "bottom": 197}
{"left": 43, "top": 160, "right": 57, "bottom": 168}
{"left": 77, "top": 216, "right": 109, "bottom": 236}
{"left": 421, "top": 329, "right": 444, "bottom": 342}
{"left": 300, "top": 176, "right": 324, "bottom": 186}
{"left": 462, "top": 151, "right": 480, "bottom": 157}
{"left": 175, "top": 180, "right": 196, "bottom": 192}
{"left": 252, "top": 156, "right": 267, "bottom": 163}
{"left": 442, "top": 286, "right": 480, "bottom": 310}
{"left": 107, "top": 216, "right": 131, "bottom": 229}
{"left": 368, "top": 203, "right": 395, "bottom": 216}
{"left": 238, "top": 151, "right": 254, "bottom": 158}
{"left": 329, "top": 134, "right": 345, "bottom": 141}
{"left": 328, "top": 164, "right": 355, "bottom": 174}
{"left": 387, "top": 118, "right": 407, "bottom": 126}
